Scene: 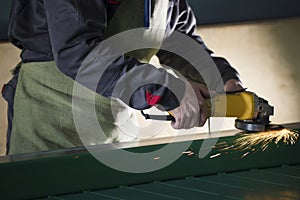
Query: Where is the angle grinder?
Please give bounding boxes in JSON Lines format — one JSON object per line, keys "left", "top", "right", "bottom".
{"left": 142, "top": 91, "right": 274, "bottom": 132}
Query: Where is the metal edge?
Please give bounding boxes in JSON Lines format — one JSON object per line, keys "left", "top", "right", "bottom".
{"left": 0, "top": 122, "right": 298, "bottom": 164}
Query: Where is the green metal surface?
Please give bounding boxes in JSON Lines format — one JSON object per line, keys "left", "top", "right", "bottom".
{"left": 0, "top": 125, "right": 299, "bottom": 199}
{"left": 42, "top": 165, "right": 300, "bottom": 200}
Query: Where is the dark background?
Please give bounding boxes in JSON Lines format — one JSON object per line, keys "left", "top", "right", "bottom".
{"left": 1, "top": 0, "right": 300, "bottom": 40}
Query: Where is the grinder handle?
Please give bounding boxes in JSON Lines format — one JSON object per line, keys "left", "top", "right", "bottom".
{"left": 142, "top": 91, "right": 256, "bottom": 122}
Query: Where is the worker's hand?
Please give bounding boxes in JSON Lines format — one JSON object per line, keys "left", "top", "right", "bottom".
{"left": 169, "top": 81, "right": 210, "bottom": 129}
{"left": 224, "top": 79, "right": 244, "bottom": 92}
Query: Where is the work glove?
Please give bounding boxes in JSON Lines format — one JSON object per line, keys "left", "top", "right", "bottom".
{"left": 169, "top": 81, "right": 210, "bottom": 129}
{"left": 224, "top": 79, "right": 244, "bottom": 92}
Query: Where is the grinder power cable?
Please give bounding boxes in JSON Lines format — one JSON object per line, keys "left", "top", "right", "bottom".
{"left": 141, "top": 91, "right": 274, "bottom": 132}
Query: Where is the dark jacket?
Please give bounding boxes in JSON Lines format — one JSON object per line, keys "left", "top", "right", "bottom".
{"left": 8, "top": 0, "right": 239, "bottom": 110}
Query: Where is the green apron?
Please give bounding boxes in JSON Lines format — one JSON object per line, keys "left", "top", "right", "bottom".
{"left": 9, "top": 0, "right": 169, "bottom": 154}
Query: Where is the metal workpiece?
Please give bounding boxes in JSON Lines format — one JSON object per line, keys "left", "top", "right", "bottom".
{"left": 0, "top": 123, "right": 299, "bottom": 200}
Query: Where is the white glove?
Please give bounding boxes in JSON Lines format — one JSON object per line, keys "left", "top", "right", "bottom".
{"left": 169, "top": 81, "right": 210, "bottom": 129}
{"left": 224, "top": 79, "right": 244, "bottom": 92}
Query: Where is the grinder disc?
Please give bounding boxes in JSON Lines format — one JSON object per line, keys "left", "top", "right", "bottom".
{"left": 235, "top": 119, "right": 266, "bottom": 132}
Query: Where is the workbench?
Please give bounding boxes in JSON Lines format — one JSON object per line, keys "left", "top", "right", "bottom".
{"left": 0, "top": 123, "right": 299, "bottom": 200}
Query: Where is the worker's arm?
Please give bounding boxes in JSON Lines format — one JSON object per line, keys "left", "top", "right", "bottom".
{"left": 156, "top": 0, "right": 241, "bottom": 92}
{"left": 42, "top": 0, "right": 184, "bottom": 111}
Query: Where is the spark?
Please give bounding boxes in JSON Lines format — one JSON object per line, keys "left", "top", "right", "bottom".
{"left": 233, "top": 128, "right": 299, "bottom": 152}
{"left": 187, "top": 152, "right": 194, "bottom": 156}
{"left": 210, "top": 153, "right": 221, "bottom": 159}
{"left": 215, "top": 128, "right": 299, "bottom": 158}
{"left": 241, "top": 152, "right": 250, "bottom": 158}
{"left": 182, "top": 150, "right": 195, "bottom": 156}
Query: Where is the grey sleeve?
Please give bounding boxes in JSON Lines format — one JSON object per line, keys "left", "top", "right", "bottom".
{"left": 43, "top": 0, "right": 184, "bottom": 110}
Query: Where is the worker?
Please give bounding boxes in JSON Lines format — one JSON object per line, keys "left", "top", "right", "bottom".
{"left": 2, "top": 0, "right": 243, "bottom": 155}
